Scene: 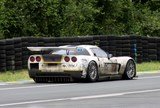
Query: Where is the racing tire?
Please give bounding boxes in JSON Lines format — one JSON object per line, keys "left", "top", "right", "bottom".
{"left": 86, "top": 61, "right": 98, "bottom": 82}
{"left": 123, "top": 60, "right": 136, "bottom": 80}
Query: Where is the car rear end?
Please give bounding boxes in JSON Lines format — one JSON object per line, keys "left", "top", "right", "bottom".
{"left": 28, "top": 54, "right": 87, "bottom": 81}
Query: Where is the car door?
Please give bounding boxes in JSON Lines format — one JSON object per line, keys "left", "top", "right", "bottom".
{"left": 90, "top": 48, "right": 107, "bottom": 75}
{"left": 104, "top": 58, "right": 119, "bottom": 75}
{"left": 91, "top": 48, "right": 119, "bottom": 75}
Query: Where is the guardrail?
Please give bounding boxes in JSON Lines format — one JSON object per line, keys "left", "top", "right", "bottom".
{"left": 0, "top": 35, "right": 160, "bottom": 72}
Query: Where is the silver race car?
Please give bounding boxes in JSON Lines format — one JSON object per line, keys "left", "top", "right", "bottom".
{"left": 27, "top": 45, "right": 136, "bottom": 83}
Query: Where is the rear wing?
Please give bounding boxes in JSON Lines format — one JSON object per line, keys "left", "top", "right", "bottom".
{"left": 27, "top": 47, "right": 77, "bottom": 52}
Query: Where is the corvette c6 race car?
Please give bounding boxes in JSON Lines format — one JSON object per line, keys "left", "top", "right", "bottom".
{"left": 27, "top": 45, "right": 136, "bottom": 83}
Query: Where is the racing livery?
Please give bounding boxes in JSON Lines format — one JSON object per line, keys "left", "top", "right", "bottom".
{"left": 27, "top": 45, "right": 136, "bottom": 83}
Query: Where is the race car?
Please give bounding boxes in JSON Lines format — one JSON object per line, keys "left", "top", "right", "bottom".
{"left": 27, "top": 45, "right": 136, "bottom": 83}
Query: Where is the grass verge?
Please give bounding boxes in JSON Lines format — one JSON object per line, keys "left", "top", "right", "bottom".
{"left": 0, "top": 62, "right": 160, "bottom": 82}
{"left": 0, "top": 69, "right": 31, "bottom": 82}
{"left": 137, "top": 62, "right": 160, "bottom": 72}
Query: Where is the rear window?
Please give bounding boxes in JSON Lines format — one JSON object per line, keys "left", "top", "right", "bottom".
{"left": 50, "top": 47, "right": 90, "bottom": 55}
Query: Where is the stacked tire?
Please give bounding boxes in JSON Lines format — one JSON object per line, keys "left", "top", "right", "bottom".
{"left": 27, "top": 37, "right": 39, "bottom": 55}
{"left": 77, "top": 36, "right": 94, "bottom": 45}
{"left": 107, "top": 36, "right": 116, "bottom": 56}
{"left": 136, "top": 37, "right": 143, "bottom": 63}
{"left": 123, "top": 36, "right": 131, "bottom": 56}
{"left": 38, "top": 37, "right": 45, "bottom": 46}
{"left": 55, "top": 37, "right": 73, "bottom": 46}
{"left": 43, "top": 37, "right": 56, "bottom": 47}
{"left": 14, "top": 38, "right": 23, "bottom": 70}
{"left": 22, "top": 37, "right": 29, "bottom": 68}
{"left": 0, "top": 40, "right": 6, "bottom": 72}
{"left": 157, "top": 38, "right": 160, "bottom": 61}
{"left": 141, "top": 37, "right": 149, "bottom": 62}
{"left": 117, "top": 36, "right": 131, "bottom": 57}
{"left": 92, "top": 35, "right": 102, "bottom": 47}
{"left": 130, "top": 38, "right": 137, "bottom": 62}
{"left": 130, "top": 36, "right": 142, "bottom": 63}
{"left": 98, "top": 36, "right": 109, "bottom": 53}
{"left": 5, "top": 39, "right": 15, "bottom": 71}
{"left": 148, "top": 37, "right": 157, "bottom": 61}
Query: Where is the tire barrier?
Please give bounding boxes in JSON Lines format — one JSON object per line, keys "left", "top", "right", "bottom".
{"left": 5, "top": 39, "right": 15, "bottom": 71}
{"left": 157, "top": 38, "right": 160, "bottom": 61}
{"left": 14, "top": 38, "right": 23, "bottom": 70}
{"left": 0, "top": 40, "right": 6, "bottom": 71}
{"left": 21, "top": 37, "right": 29, "bottom": 68}
{"left": 0, "top": 35, "right": 160, "bottom": 72}
{"left": 148, "top": 37, "right": 157, "bottom": 61}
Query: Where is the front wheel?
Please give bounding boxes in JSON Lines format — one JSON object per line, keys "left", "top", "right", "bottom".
{"left": 123, "top": 60, "right": 136, "bottom": 80}
{"left": 86, "top": 61, "right": 98, "bottom": 82}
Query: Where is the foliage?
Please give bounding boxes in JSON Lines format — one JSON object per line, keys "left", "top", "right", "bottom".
{"left": 0, "top": 0, "right": 159, "bottom": 38}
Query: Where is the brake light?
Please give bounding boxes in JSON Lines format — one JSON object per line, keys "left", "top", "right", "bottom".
{"left": 30, "top": 56, "right": 35, "bottom": 62}
{"left": 36, "top": 56, "right": 41, "bottom": 62}
{"left": 71, "top": 57, "right": 77, "bottom": 62}
{"left": 64, "top": 56, "right": 70, "bottom": 62}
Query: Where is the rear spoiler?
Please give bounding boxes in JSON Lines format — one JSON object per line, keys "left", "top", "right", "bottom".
{"left": 27, "top": 47, "right": 77, "bottom": 52}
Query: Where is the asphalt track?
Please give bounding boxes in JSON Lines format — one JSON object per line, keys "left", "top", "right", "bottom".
{"left": 0, "top": 72, "right": 160, "bottom": 108}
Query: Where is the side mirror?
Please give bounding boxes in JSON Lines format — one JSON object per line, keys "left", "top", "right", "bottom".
{"left": 94, "top": 53, "right": 97, "bottom": 57}
{"left": 108, "top": 54, "right": 113, "bottom": 59}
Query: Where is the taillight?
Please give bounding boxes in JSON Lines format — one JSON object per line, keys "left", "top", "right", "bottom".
{"left": 64, "top": 56, "right": 70, "bottom": 62}
{"left": 30, "top": 56, "right": 35, "bottom": 62}
{"left": 36, "top": 56, "right": 41, "bottom": 62}
{"left": 71, "top": 57, "right": 77, "bottom": 62}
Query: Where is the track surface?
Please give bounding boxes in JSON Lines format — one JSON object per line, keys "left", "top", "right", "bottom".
{"left": 0, "top": 73, "right": 160, "bottom": 108}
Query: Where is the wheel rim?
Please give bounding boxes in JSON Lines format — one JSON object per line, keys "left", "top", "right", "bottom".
{"left": 127, "top": 62, "right": 135, "bottom": 78}
{"left": 89, "top": 63, "right": 97, "bottom": 80}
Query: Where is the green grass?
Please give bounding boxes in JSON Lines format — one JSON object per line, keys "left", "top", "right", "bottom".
{"left": 137, "top": 62, "right": 160, "bottom": 72}
{"left": 0, "top": 62, "right": 160, "bottom": 82}
{"left": 0, "top": 70, "right": 31, "bottom": 82}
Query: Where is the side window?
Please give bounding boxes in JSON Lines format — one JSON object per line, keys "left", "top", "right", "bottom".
{"left": 50, "top": 47, "right": 90, "bottom": 55}
{"left": 76, "top": 47, "right": 90, "bottom": 55}
{"left": 91, "top": 48, "right": 108, "bottom": 58}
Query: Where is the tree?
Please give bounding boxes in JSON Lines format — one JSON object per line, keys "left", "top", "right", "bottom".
{"left": 94, "top": 0, "right": 160, "bottom": 36}
{"left": 0, "top": 0, "right": 24, "bottom": 38}
{"left": 0, "top": 0, "right": 159, "bottom": 38}
{"left": 59, "top": 0, "right": 99, "bottom": 36}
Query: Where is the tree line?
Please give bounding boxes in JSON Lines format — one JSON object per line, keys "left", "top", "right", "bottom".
{"left": 0, "top": 0, "right": 159, "bottom": 39}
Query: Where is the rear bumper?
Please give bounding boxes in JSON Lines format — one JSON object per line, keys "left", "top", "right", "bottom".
{"left": 28, "top": 69, "right": 83, "bottom": 79}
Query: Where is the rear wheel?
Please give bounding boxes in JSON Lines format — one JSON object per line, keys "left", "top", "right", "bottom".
{"left": 86, "top": 61, "right": 98, "bottom": 82}
{"left": 123, "top": 60, "right": 136, "bottom": 80}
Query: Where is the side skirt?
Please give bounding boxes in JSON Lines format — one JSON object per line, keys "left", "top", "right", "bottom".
{"left": 98, "top": 74, "right": 122, "bottom": 81}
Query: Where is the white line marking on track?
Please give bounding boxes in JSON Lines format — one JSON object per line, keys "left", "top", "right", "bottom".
{"left": 0, "top": 98, "right": 69, "bottom": 107}
{"left": 71, "top": 89, "right": 160, "bottom": 100}
{"left": 0, "top": 88, "right": 160, "bottom": 107}
{"left": 70, "top": 93, "right": 123, "bottom": 100}
{"left": 0, "top": 84, "right": 75, "bottom": 91}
